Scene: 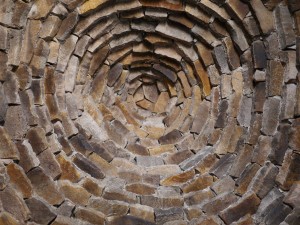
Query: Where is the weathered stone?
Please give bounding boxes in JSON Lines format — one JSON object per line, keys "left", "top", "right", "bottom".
{"left": 155, "top": 22, "right": 192, "bottom": 43}
{"left": 219, "top": 192, "right": 260, "bottom": 224}
{"left": 249, "top": 0, "right": 274, "bottom": 34}
{"left": 108, "top": 215, "right": 155, "bottom": 225}
{"left": 56, "top": 11, "right": 78, "bottom": 41}
{"left": 27, "top": 167, "right": 64, "bottom": 205}
{"left": 0, "top": 126, "right": 19, "bottom": 159}
{"left": 25, "top": 197, "right": 56, "bottom": 225}
{"left": 89, "top": 46, "right": 110, "bottom": 76}
{"left": 73, "top": 153, "right": 105, "bottom": 179}
{"left": 7, "top": 163, "right": 32, "bottom": 198}
{"left": 137, "top": 156, "right": 164, "bottom": 167}
{"left": 155, "top": 208, "right": 184, "bottom": 225}
{"left": 56, "top": 153, "right": 81, "bottom": 182}
{"left": 31, "top": 79, "right": 44, "bottom": 106}
{"left": 28, "top": 0, "right": 56, "bottom": 19}
{"left": 267, "top": 60, "right": 284, "bottom": 96}
{"left": 202, "top": 192, "right": 239, "bottom": 216}
{"left": 247, "top": 162, "right": 278, "bottom": 198}
{"left": 30, "top": 39, "right": 50, "bottom": 78}
{"left": 261, "top": 96, "right": 281, "bottom": 135}
{"left": 269, "top": 124, "right": 290, "bottom": 165}
{"left": 192, "top": 25, "right": 217, "bottom": 45}
{"left": 213, "top": 44, "right": 230, "bottom": 74}
{"left": 103, "top": 187, "right": 137, "bottom": 203}
{"left": 56, "top": 35, "right": 78, "bottom": 72}
{"left": 0, "top": 163, "right": 8, "bottom": 190}
{"left": 237, "top": 96, "right": 252, "bottom": 127}
{"left": 275, "top": 5, "right": 296, "bottom": 49}
{"left": 185, "top": 3, "right": 210, "bottom": 24}
{"left": 252, "top": 40, "right": 267, "bottom": 69}
{"left": 81, "top": 177, "right": 103, "bottom": 197}
{"left": 26, "top": 126, "right": 48, "bottom": 154}
{"left": 158, "top": 129, "right": 182, "bottom": 145}
{"left": 52, "top": 215, "right": 90, "bottom": 225}
{"left": 212, "top": 175, "right": 235, "bottom": 195}
{"left": 40, "top": 15, "right": 61, "bottom": 40}
{"left": 210, "top": 154, "right": 236, "bottom": 178}
{"left": 130, "top": 204, "right": 154, "bottom": 222}
{"left": 223, "top": 37, "right": 240, "bottom": 70}
{"left": 89, "top": 197, "right": 129, "bottom": 216}
{"left": 161, "top": 170, "right": 195, "bottom": 186}
{"left": 229, "top": 144, "right": 253, "bottom": 178}
{"left": 7, "top": 29, "right": 22, "bottom": 66}
{"left": 3, "top": 72, "right": 20, "bottom": 104}
{"left": 16, "top": 140, "right": 39, "bottom": 173}
{"left": 0, "top": 186, "right": 30, "bottom": 222}
{"left": 281, "top": 84, "right": 297, "bottom": 120}
{"left": 59, "top": 180, "right": 91, "bottom": 206}
{"left": 253, "top": 82, "right": 266, "bottom": 112}
{"left": 276, "top": 151, "right": 300, "bottom": 190}
{"left": 227, "top": 20, "right": 249, "bottom": 53}
{"left": 191, "top": 100, "right": 210, "bottom": 134}
{"left": 184, "top": 188, "right": 215, "bottom": 206}
{"left": 153, "top": 64, "right": 177, "bottom": 83}
{"left": 0, "top": 52, "right": 7, "bottom": 81}
{"left": 284, "top": 183, "right": 300, "bottom": 208}
{"left": 75, "top": 207, "right": 105, "bottom": 225}
{"left": 182, "top": 174, "right": 213, "bottom": 193}
{"left": 0, "top": 26, "right": 8, "bottom": 50}
{"left": 0, "top": 211, "right": 20, "bottom": 225}
{"left": 107, "top": 63, "right": 123, "bottom": 87}
{"left": 220, "top": 75, "right": 232, "bottom": 98}
{"left": 37, "top": 149, "right": 61, "bottom": 179}
{"left": 56, "top": 201, "right": 74, "bottom": 218}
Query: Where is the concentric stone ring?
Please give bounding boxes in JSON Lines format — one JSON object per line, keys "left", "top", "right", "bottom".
{"left": 0, "top": 0, "right": 299, "bottom": 224}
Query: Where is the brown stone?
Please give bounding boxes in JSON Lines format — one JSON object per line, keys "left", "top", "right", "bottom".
{"left": 0, "top": 127, "right": 19, "bottom": 159}
{"left": 127, "top": 143, "right": 149, "bottom": 156}
{"left": 267, "top": 60, "right": 284, "bottom": 96}
{"left": 130, "top": 204, "right": 154, "bottom": 222}
{"left": 40, "top": 15, "right": 61, "bottom": 40}
{"left": 275, "top": 5, "right": 296, "bottom": 49}
{"left": 107, "top": 63, "right": 123, "bottom": 87}
{"left": 26, "top": 126, "right": 48, "bottom": 154}
{"left": 108, "top": 215, "right": 155, "bottom": 225}
{"left": 252, "top": 40, "right": 267, "bottom": 69}
{"left": 3, "top": 72, "right": 20, "bottom": 104}
{"left": 210, "top": 153, "right": 236, "bottom": 178}
{"left": 89, "top": 197, "right": 129, "bottom": 216}
{"left": 81, "top": 178, "right": 103, "bottom": 197}
{"left": 89, "top": 46, "right": 110, "bottom": 76}
{"left": 7, "top": 163, "right": 32, "bottom": 198}
{"left": 184, "top": 188, "right": 215, "bottom": 206}
{"left": 158, "top": 129, "right": 182, "bottom": 145}
{"left": 164, "top": 150, "right": 194, "bottom": 165}
{"left": 59, "top": 180, "right": 91, "bottom": 206}
{"left": 182, "top": 174, "right": 214, "bottom": 193}
{"left": 276, "top": 151, "right": 300, "bottom": 190}
{"left": 202, "top": 192, "right": 239, "bottom": 216}
{"left": 103, "top": 187, "right": 137, "bottom": 204}
{"left": 153, "top": 64, "right": 177, "bottom": 83}
{"left": 28, "top": 0, "right": 56, "bottom": 19}
{"left": 45, "top": 94, "right": 61, "bottom": 121}
{"left": 261, "top": 96, "right": 281, "bottom": 135}
{"left": 52, "top": 215, "right": 90, "bottom": 225}
{"left": 219, "top": 192, "right": 260, "bottom": 224}
{"left": 56, "top": 35, "right": 78, "bottom": 72}
{"left": 25, "top": 197, "right": 57, "bottom": 225}
{"left": 16, "top": 140, "right": 40, "bottom": 173}
{"left": 75, "top": 207, "right": 105, "bottom": 225}
{"left": 0, "top": 186, "right": 30, "bottom": 222}
{"left": 56, "top": 11, "right": 78, "bottom": 41}
{"left": 37, "top": 149, "right": 61, "bottom": 179}
{"left": 185, "top": 3, "right": 210, "bottom": 24}
{"left": 284, "top": 183, "right": 300, "bottom": 208}
{"left": 56, "top": 153, "right": 82, "bottom": 182}
{"left": 211, "top": 176, "right": 235, "bottom": 195}
{"left": 27, "top": 167, "right": 64, "bottom": 205}
{"left": 0, "top": 212, "right": 20, "bottom": 225}
{"left": 125, "top": 183, "right": 156, "bottom": 195}
{"left": 73, "top": 153, "right": 105, "bottom": 179}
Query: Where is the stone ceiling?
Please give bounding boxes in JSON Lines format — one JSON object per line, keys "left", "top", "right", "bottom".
{"left": 0, "top": 0, "right": 300, "bottom": 224}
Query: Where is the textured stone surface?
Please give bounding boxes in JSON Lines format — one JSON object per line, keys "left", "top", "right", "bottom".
{"left": 0, "top": 1, "right": 298, "bottom": 224}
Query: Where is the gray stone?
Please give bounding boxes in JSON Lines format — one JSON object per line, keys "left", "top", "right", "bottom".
{"left": 237, "top": 96, "right": 252, "bottom": 127}
{"left": 155, "top": 208, "right": 184, "bottom": 225}
{"left": 213, "top": 44, "right": 230, "bottom": 74}
{"left": 261, "top": 96, "right": 281, "bottom": 135}
{"left": 252, "top": 40, "right": 267, "bottom": 69}
{"left": 4, "top": 105, "right": 27, "bottom": 140}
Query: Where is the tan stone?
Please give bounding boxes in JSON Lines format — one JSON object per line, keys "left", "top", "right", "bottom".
{"left": 184, "top": 188, "right": 215, "bottom": 206}
{"left": 81, "top": 178, "right": 104, "bottom": 197}
{"left": 27, "top": 167, "right": 64, "bottom": 205}
{"left": 148, "top": 144, "right": 175, "bottom": 155}
{"left": 130, "top": 204, "right": 155, "bottom": 222}
{"left": 194, "top": 60, "right": 211, "bottom": 96}
{"left": 0, "top": 212, "right": 20, "bottom": 225}
{"left": 161, "top": 170, "right": 195, "bottom": 186}
{"left": 125, "top": 183, "right": 156, "bottom": 195}
{"left": 0, "top": 127, "right": 19, "bottom": 159}
{"left": 89, "top": 153, "right": 118, "bottom": 177}
{"left": 75, "top": 207, "right": 105, "bottom": 225}
{"left": 7, "top": 163, "right": 32, "bottom": 198}
{"left": 59, "top": 180, "right": 91, "bottom": 206}
{"left": 182, "top": 174, "right": 214, "bottom": 193}
{"left": 56, "top": 153, "right": 82, "bottom": 183}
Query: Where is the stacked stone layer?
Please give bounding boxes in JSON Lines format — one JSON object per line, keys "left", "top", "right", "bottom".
{"left": 0, "top": 0, "right": 299, "bottom": 224}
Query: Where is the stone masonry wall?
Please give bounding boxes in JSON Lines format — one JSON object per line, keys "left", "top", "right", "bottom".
{"left": 0, "top": 0, "right": 299, "bottom": 224}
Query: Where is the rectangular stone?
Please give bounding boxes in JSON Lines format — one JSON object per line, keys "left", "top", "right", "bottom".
{"left": 261, "top": 96, "right": 281, "bottom": 135}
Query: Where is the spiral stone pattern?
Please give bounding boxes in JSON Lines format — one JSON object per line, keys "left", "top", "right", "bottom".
{"left": 0, "top": 0, "right": 300, "bottom": 224}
